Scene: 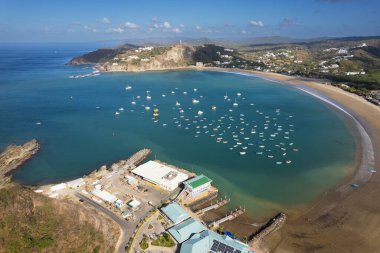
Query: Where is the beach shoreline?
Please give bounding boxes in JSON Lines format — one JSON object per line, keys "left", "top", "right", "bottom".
{"left": 205, "top": 67, "right": 380, "bottom": 252}
{"left": 99, "top": 66, "right": 380, "bottom": 251}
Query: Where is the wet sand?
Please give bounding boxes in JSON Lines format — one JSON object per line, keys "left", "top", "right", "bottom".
{"left": 207, "top": 68, "right": 380, "bottom": 252}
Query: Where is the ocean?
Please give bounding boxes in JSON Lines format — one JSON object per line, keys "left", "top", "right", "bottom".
{"left": 0, "top": 43, "right": 356, "bottom": 218}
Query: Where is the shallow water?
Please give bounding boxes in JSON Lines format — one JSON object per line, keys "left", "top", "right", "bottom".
{"left": 0, "top": 44, "right": 356, "bottom": 218}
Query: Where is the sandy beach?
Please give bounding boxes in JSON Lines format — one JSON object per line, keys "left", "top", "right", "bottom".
{"left": 206, "top": 68, "right": 380, "bottom": 252}
{"left": 97, "top": 65, "right": 380, "bottom": 251}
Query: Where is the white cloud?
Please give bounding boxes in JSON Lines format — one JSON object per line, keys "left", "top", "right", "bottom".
{"left": 250, "top": 20, "right": 264, "bottom": 27}
{"left": 84, "top": 25, "right": 98, "bottom": 32}
{"left": 195, "top": 25, "right": 202, "bottom": 30}
{"left": 163, "top": 21, "right": 172, "bottom": 29}
{"left": 172, "top": 27, "right": 182, "bottom": 33}
{"left": 105, "top": 27, "right": 124, "bottom": 33}
{"left": 179, "top": 24, "right": 185, "bottom": 28}
{"left": 241, "top": 29, "right": 247, "bottom": 34}
{"left": 124, "top": 22, "right": 139, "bottom": 29}
{"left": 101, "top": 17, "right": 110, "bottom": 24}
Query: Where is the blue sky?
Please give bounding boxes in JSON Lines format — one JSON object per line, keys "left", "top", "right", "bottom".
{"left": 0, "top": 0, "right": 379, "bottom": 42}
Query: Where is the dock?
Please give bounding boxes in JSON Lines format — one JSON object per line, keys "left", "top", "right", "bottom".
{"left": 196, "top": 196, "right": 230, "bottom": 215}
{"left": 209, "top": 207, "right": 245, "bottom": 228}
{"left": 249, "top": 212, "right": 287, "bottom": 246}
{"left": 124, "top": 148, "right": 151, "bottom": 169}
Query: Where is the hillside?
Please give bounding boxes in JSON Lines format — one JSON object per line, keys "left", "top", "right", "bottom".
{"left": 0, "top": 184, "right": 118, "bottom": 253}
{"left": 69, "top": 36, "right": 380, "bottom": 92}
{"left": 97, "top": 44, "right": 195, "bottom": 72}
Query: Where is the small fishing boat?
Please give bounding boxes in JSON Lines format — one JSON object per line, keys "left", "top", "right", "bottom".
{"left": 125, "top": 85, "right": 132, "bottom": 91}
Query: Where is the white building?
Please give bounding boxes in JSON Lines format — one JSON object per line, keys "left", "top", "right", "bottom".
{"left": 183, "top": 175, "right": 212, "bottom": 198}
{"left": 132, "top": 160, "right": 189, "bottom": 191}
{"left": 128, "top": 199, "right": 141, "bottom": 208}
{"left": 91, "top": 188, "right": 118, "bottom": 203}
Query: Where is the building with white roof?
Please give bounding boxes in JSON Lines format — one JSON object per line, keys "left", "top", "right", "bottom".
{"left": 128, "top": 199, "right": 141, "bottom": 208}
{"left": 91, "top": 189, "right": 118, "bottom": 203}
{"left": 132, "top": 160, "right": 189, "bottom": 191}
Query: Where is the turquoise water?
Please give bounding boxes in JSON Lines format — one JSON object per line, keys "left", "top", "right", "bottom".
{"left": 0, "top": 44, "right": 356, "bottom": 218}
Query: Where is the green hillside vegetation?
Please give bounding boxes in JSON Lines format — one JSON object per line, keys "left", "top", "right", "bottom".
{"left": 0, "top": 184, "right": 113, "bottom": 253}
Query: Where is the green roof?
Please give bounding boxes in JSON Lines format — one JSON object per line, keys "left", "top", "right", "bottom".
{"left": 168, "top": 218, "right": 206, "bottom": 243}
{"left": 185, "top": 175, "right": 212, "bottom": 190}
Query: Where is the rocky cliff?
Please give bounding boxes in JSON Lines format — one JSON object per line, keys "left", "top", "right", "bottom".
{"left": 98, "top": 44, "right": 196, "bottom": 72}
{"left": 0, "top": 139, "right": 40, "bottom": 185}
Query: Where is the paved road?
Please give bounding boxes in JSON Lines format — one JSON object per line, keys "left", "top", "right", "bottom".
{"left": 75, "top": 192, "right": 128, "bottom": 253}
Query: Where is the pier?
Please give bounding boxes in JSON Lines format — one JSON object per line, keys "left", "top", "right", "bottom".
{"left": 124, "top": 148, "right": 151, "bottom": 169}
{"left": 196, "top": 196, "right": 230, "bottom": 215}
{"left": 209, "top": 207, "right": 245, "bottom": 228}
{"left": 249, "top": 212, "right": 287, "bottom": 246}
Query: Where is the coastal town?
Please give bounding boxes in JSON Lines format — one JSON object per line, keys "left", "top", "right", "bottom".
{"left": 33, "top": 148, "right": 286, "bottom": 253}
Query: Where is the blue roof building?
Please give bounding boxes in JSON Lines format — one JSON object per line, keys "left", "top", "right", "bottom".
{"left": 168, "top": 218, "right": 206, "bottom": 243}
{"left": 161, "top": 202, "right": 190, "bottom": 225}
{"left": 180, "top": 230, "right": 249, "bottom": 253}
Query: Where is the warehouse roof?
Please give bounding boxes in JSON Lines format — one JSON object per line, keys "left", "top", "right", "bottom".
{"left": 132, "top": 160, "right": 189, "bottom": 191}
{"left": 161, "top": 202, "right": 190, "bottom": 225}
{"left": 180, "top": 230, "right": 249, "bottom": 253}
{"left": 168, "top": 218, "right": 206, "bottom": 243}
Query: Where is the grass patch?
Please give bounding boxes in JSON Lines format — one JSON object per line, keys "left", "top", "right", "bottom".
{"left": 151, "top": 233, "right": 175, "bottom": 247}
{"left": 139, "top": 235, "right": 149, "bottom": 250}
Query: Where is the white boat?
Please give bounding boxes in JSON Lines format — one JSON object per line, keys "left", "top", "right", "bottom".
{"left": 224, "top": 92, "right": 228, "bottom": 100}
{"left": 146, "top": 91, "right": 151, "bottom": 100}
{"left": 95, "top": 106, "right": 101, "bottom": 109}
{"left": 125, "top": 85, "right": 132, "bottom": 91}
{"left": 162, "top": 94, "right": 166, "bottom": 97}
{"left": 35, "top": 122, "right": 42, "bottom": 125}
{"left": 240, "top": 151, "right": 246, "bottom": 155}
{"left": 115, "top": 112, "right": 120, "bottom": 116}
{"left": 118, "top": 107, "right": 124, "bottom": 111}
{"left": 176, "top": 101, "right": 181, "bottom": 106}
{"left": 136, "top": 95, "right": 141, "bottom": 99}
{"left": 145, "top": 106, "right": 151, "bottom": 110}
{"left": 237, "top": 92, "right": 241, "bottom": 96}
{"left": 192, "top": 99, "right": 200, "bottom": 104}
{"left": 194, "top": 88, "right": 197, "bottom": 92}
{"left": 276, "top": 161, "right": 283, "bottom": 165}
{"left": 180, "top": 109, "right": 184, "bottom": 113}
{"left": 197, "top": 110, "right": 204, "bottom": 116}
{"left": 233, "top": 99, "right": 238, "bottom": 107}
{"left": 286, "top": 160, "right": 292, "bottom": 164}
{"left": 242, "top": 146, "right": 248, "bottom": 150}
{"left": 212, "top": 106, "right": 217, "bottom": 110}
{"left": 171, "top": 91, "right": 175, "bottom": 94}
{"left": 131, "top": 97, "right": 136, "bottom": 105}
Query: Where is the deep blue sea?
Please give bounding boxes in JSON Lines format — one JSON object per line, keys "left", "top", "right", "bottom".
{"left": 0, "top": 43, "right": 356, "bottom": 217}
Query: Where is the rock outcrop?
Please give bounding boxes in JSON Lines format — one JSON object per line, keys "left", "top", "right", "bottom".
{"left": 0, "top": 139, "right": 40, "bottom": 185}
{"left": 99, "top": 44, "right": 195, "bottom": 72}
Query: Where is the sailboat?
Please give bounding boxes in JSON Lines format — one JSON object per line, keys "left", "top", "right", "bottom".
{"left": 131, "top": 97, "right": 136, "bottom": 105}
{"left": 233, "top": 99, "right": 238, "bottom": 107}
{"left": 146, "top": 91, "right": 151, "bottom": 100}
{"left": 192, "top": 98, "right": 200, "bottom": 104}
